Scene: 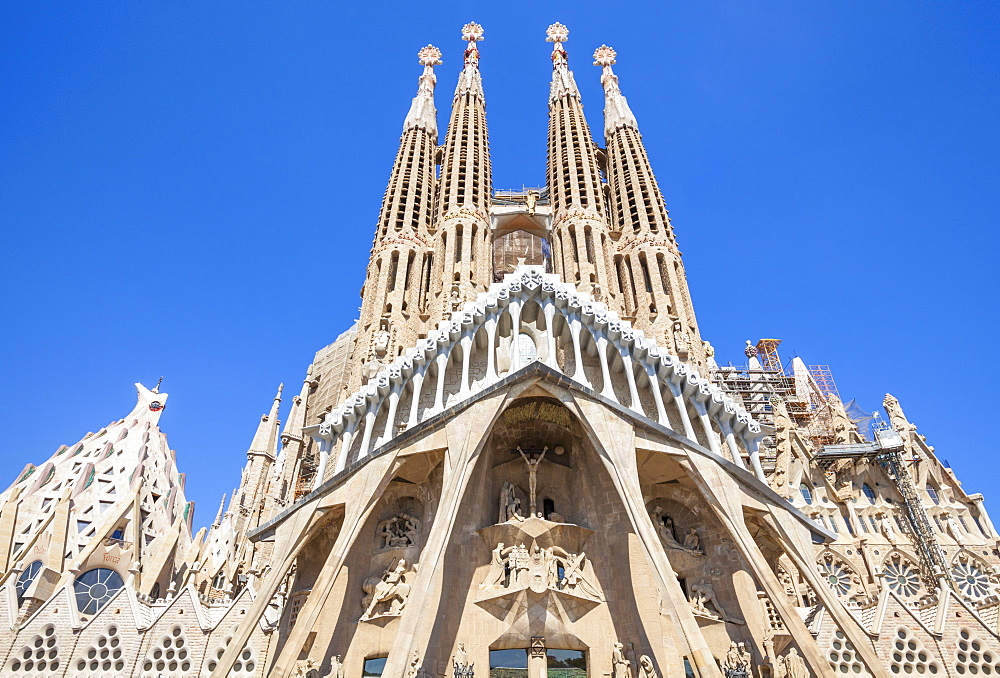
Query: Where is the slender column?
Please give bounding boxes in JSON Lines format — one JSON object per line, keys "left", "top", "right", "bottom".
{"left": 720, "top": 421, "right": 746, "bottom": 470}
{"left": 334, "top": 421, "right": 356, "bottom": 474}
{"left": 357, "top": 408, "right": 377, "bottom": 459}
{"left": 433, "top": 351, "right": 449, "bottom": 411}
{"left": 543, "top": 301, "right": 558, "bottom": 368}
{"left": 668, "top": 383, "right": 697, "bottom": 441}
{"left": 485, "top": 314, "right": 498, "bottom": 381}
{"left": 620, "top": 350, "right": 645, "bottom": 417}
{"left": 644, "top": 365, "right": 669, "bottom": 427}
{"left": 569, "top": 316, "right": 592, "bottom": 388}
{"left": 694, "top": 403, "right": 723, "bottom": 457}
{"left": 745, "top": 437, "right": 766, "bottom": 480}
{"left": 376, "top": 389, "right": 401, "bottom": 449}
{"left": 596, "top": 335, "right": 616, "bottom": 400}
{"left": 407, "top": 369, "right": 426, "bottom": 428}
{"left": 312, "top": 439, "right": 332, "bottom": 491}
{"left": 459, "top": 333, "right": 472, "bottom": 395}
{"left": 509, "top": 301, "right": 523, "bottom": 372}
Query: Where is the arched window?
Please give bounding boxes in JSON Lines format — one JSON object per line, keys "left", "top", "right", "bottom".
{"left": 15, "top": 560, "right": 43, "bottom": 605}
{"left": 213, "top": 572, "right": 227, "bottom": 590}
{"left": 862, "top": 484, "right": 877, "bottom": 504}
{"left": 800, "top": 483, "right": 813, "bottom": 505}
{"left": 512, "top": 333, "right": 537, "bottom": 365}
{"left": 926, "top": 484, "right": 940, "bottom": 504}
{"left": 74, "top": 568, "right": 124, "bottom": 614}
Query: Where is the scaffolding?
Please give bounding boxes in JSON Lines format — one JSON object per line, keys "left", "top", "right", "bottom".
{"left": 812, "top": 425, "right": 954, "bottom": 592}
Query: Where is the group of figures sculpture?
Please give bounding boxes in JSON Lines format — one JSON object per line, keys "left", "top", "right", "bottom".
{"left": 612, "top": 641, "right": 658, "bottom": 678}
{"left": 720, "top": 641, "right": 753, "bottom": 678}
{"left": 482, "top": 541, "right": 600, "bottom": 598}
{"left": 651, "top": 505, "right": 702, "bottom": 555}
{"left": 377, "top": 512, "right": 421, "bottom": 550}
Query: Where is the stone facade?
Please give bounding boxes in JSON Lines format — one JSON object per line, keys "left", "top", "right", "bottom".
{"left": 1, "top": 22, "right": 997, "bottom": 678}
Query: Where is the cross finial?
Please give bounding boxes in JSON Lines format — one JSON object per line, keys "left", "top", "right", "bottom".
{"left": 593, "top": 44, "right": 617, "bottom": 67}
{"left": 418, "top": 45, "right": 442, "bottom": 67}
{"left": 153, "top": 376, "right": 164, "bottom": 393}
{"left": 461, "top": 22, "right": 484, "bottom": 43}
{"left": 546, "top": 22, "right": 569, "bottom": 43}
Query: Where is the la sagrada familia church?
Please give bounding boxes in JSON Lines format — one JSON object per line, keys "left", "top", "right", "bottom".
{"left": 1, "top": 22, "right": 996, "bottom": 678}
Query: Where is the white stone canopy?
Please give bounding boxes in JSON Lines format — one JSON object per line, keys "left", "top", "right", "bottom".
{"left": 306, "top": 266, "right": 766, "bottom": 487}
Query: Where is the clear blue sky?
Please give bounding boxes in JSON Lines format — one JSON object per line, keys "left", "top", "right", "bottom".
{"left": 2, "top": 2, "right": 998, "bottom": 530}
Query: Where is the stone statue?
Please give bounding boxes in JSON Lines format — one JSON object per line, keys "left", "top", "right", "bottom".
{"left": 683, "top": 528, "right": 702, "bottom": 554}
{"left": 637, "top": 655, "right": 657, "bottom": 678}
{"left": 784, "top": 647, "right": 808, "bottom": 678}
{"left": 484, "top": 542, "right": 511, "bottom": 587}
{"left": 372, "top": 320, "right": 391, "bottom": 359}
{"left": 672, "top": 320, "right": 689, "bottom": 359}
{"left": 690, "top": 581, "right": 728, "bottom": 620}
{"left": 721, "top": 641, "right": 752, "bottom": 677}
{"left": 498, "top": 482, "right": 523, "bottom": 523}
{"left": 454, "top": 642, "right": 474, "bottom": 678}
{"left": 262, "top": 588, "right": 286, "bottom": 629}
{"left": 361, "top": 559, "right": 411, "bottom": 620}
{"left": 625, "top": 642, "right": 638, "bottom": 678}
{"left": 612, "top": 642, "right": 632, "bottom": 678}
{"left": 517, "top": 446, "right": 548, "bottom": 516}
{"left": 294, "top": 659, "right": 320, "bottom": 678}
{"left": 876, "top": 512, "right": 899, "bottom": 545}
{"left": 325, "top": 655, "right": 344, "bottom": 678}
{"left": 943, "top": 512, "right": 966, "bottom": 544}
{"left": 651, "top": 506, "right": 679, "bottom": 546}
{"left": 405, "top": 650, "right": 427, "bottom": 678}
{"left": 738, "top": 643, "right": 752, "bottom": 673}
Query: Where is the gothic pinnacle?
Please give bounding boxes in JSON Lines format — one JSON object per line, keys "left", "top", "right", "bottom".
{"left": 547, "top": 22, "right": 579, "bottom": 101}
{"left": 403, "top": 45, "right": 441, "bottom": 134}
{"left": 456, "top": 22, "right": 484, "bottom": 97}
{"left": 594, "top": 44, "right": 638, "bottom": 135}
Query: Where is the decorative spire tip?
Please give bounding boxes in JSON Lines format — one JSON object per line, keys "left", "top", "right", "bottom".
{"left": 461, "top": 22, "right": 484, "bottom": 43}
{"left": 593, "top": 44, "right": 617, "bottom": 67}
{"left": 418, "top": 45, "right": 442, "bottom": 67}
{"left": 546, "top": 22, "right": 569, "bottom": 43}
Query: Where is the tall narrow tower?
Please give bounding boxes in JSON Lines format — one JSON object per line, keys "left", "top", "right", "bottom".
{"left": 545, "top": 23, "right": 616, "bottom": 306}
{"left": 433, "top": 22, "right": 493, "bottom": 311}
{"left": 594, "top": 45, "right": 705, "bottom": 365}
{"left": 353, "top": 45, "right": 443, "bottom": 386}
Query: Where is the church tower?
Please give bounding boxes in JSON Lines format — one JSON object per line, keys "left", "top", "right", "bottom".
{"left": 432, "top": 22, "right": 493, "bottom": 311}
{"left": 594, "top": 45, "right": 706, "bottom": 365}
{"left": 353, "top": 44, "right": 443, "bottom": 386}
{"left": 545, "top": 23, "right": 616, "bottom": 306}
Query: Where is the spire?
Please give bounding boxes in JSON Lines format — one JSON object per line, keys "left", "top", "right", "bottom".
{"left": 547, "top": 22, "right": 580, "bottom": 101}
{"left": 455, "top": 22, "right": 484, "bottom": 97}
{"left": 432, "top": 22, "right": 493, "bottom": 306}
{"left": 403, "top": 45, "right": 442, "bottom": 135}
{"left": 593, "top": 45, "right": 638, "bottom": 136}
{"left": 593, "top": 44, "right": 704, "bottom": 364}
{"left": 247, "top": 383, "right": 282, "bottom": 459}
{"left": 544, "top": 23, "right": 614, "bottom": 304}
{"left": 212, "top": 493, "right": 226, "bottom": 528}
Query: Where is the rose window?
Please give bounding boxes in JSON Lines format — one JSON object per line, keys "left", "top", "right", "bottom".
{"left": 953, "top": 561, "right": 992, "bottom": 600}
{"left": 74, "top": 567, "right": 124, "bottom": 614}
{"left": 883, "top": 559, "right": 922, "bottom": 598}
{"left": 819, "top": 560, "right": 853, "bottom": 596}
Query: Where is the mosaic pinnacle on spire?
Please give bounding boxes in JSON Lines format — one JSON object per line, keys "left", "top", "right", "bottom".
{"left": 547, "top": 22, "right": 579, "bottom": 99}
{"left": 594, "top": 44, "right": 638, "bottom": 135}
{"left": 403, "top": 45, "right": 442, "bottom": 134}
{"left": 455, "top": 22, "right": 484, "bottom": 96}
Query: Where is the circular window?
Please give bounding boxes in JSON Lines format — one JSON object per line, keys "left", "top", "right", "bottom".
{"left": 74, "top": 568, "right": 124, "bottom": 615}
{"left": 883, "top": 559, "right": 922, "bottom": 598}
{"left": 16, "top": 560, "right": 43, "bottom": 605}
{"left": 953, "top": 561, "right": 992, "bottom": 600}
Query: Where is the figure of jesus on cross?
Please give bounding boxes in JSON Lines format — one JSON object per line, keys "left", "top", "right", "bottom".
{"left": 516, "top": 446, "right": 548, "bottom": 517}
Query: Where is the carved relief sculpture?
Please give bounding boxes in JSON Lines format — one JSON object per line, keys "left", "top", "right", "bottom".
{"left": 499, "top": 482, "right": 523, "bottom": 523}
{"left": 516, "top": 446, "right": 548, "bottom": 517}
{"left": 361, "top": 559, "right": 412, "bottom": 620}
{"left": 612, "top": 642, "right": 632, "bottom": 678}
{"left": 377, "top": 513, "right": 422, "bottom": 549}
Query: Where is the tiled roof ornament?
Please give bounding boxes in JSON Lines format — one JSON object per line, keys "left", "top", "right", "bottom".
{"left": 547, "top": 23, "right": 579, "bottom": 100}
{"left": 456, "top": 23, "right": 484, "bottom": 96}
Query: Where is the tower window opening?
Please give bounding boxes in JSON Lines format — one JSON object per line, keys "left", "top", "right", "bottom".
{"left": 862, "top": 484, "right": 877, "bottom": 504}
